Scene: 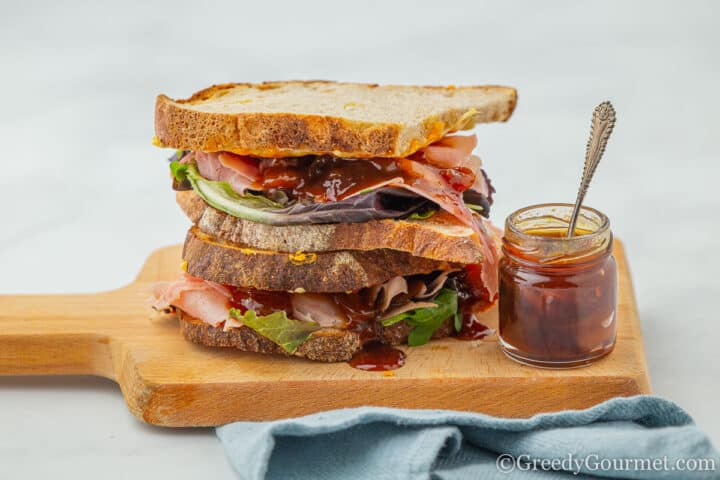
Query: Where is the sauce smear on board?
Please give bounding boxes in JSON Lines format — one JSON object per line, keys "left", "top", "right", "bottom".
{"left": 349, "top": 343, "right": 406, "bottom": 371}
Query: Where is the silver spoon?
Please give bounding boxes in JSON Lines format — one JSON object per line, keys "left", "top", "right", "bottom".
{"left": 566, "top": 101, "right": 616, "bottom": 237}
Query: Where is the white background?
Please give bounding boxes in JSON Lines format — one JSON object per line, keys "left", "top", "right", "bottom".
{"left": 1, "top": 0, "right": 719, "bottom": 477}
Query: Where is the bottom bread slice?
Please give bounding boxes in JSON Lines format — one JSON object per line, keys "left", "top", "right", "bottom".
{"left": 178, "top": 310, "right": 453, "bottom": 363}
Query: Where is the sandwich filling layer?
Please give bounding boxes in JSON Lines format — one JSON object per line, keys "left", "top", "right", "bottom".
{"left": 170, "top": 134, "right": 492, "bottom": 225}
{"left": 154, "top": 268, "right": 493, "bottom": 354}
{"left": 168, "top": 133, "right": 500, "bottom": 297}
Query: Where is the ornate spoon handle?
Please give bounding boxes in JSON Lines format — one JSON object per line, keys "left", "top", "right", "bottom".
{"left": 567, "top": 101, "right": 616, "bottom": 237}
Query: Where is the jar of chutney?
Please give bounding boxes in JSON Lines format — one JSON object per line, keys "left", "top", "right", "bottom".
{"left": 498, "top": 203, "right": 617, "bottom": 368}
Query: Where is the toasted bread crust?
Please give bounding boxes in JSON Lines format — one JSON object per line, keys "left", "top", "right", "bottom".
{"left": 156, "top": 100, "right": 401, "bottom": 158}
{"left": 176, "top": 190, "right": 483, "bottom": 264}
{"left": 155, "top": 81, "right": 517, "bottom": 158}
{"left": 179, "top": 311, "right": 362, "bottom": 362}
{"left": 178, "top": 311, "right": 453, "bottom": 362}
{"left": 182, "top": 227, "right": 458, "bottom": 292}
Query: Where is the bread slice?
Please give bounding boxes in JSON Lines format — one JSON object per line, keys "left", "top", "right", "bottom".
{"left": 177, "top": 190, "right": 483, "bottom": 264}
{"left": 178, "top": 310, "right": 453, "bottom": 362}
{"left": 155, "top": 81, "right": 517, "bottom": 158}
{"left": 179, "top": 310, "right": 361, "bottom": 362}
{"left": 183, "top": 227, "right": 459, "bottom": 293}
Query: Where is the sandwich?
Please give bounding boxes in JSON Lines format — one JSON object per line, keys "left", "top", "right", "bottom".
{"left": 152, "top": 81, "right": 517, "bottom": 362}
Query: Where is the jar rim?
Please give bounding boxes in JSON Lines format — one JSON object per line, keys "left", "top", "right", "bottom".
{"left": 506, "top": 202, "right": 610, "bottom": 241}
{"left": 503, "top": 203, "right": 612, "bottom": 267}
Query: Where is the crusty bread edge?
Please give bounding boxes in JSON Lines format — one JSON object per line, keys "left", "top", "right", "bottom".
{"left": 155, "top": 81, "right": 517, "bottom": 158}
{"left": 178, "top": 310, "right": 454, "bottom": 363}
{"left": 179, "top": 310, "right": 362, "bottom": 362}
{"left": 176, "top": 190, "right": 484, "bottom": 264}
{"left": 182, "top": 226, "right": 459, "bottom": 293}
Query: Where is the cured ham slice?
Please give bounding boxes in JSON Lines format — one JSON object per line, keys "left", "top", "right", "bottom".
{"left": 153, "top": 273, "right": 232, "bottom": 327}
{"left": 405, "top": 135, "right": 500, "bottom": 299}
{"left": 396, "top": 157, "right": 475, "bottom": 228}
{"left": 432, "top": 134, "right": 477, "bottom": 154}
{"left": 421, "top": 134, "right": 478, "bottom": 168}
{"left": 375, "top": 276, "right": 409, "bottom": 311}
{"left": 378, "top": 301, "right": 438, "bottom": 322}
{"left": 291, "top": 293, "right": 346, "bottom": 328}
{"left": 415, "top": 270, "right": 458, "bottom": 300}
{"left": 470, "top": 158, "right": 491, "bottom": 196}
{"left": 218, "top": 152, "right": 260, "bottom": 181}
{"left": 195, "top": 152, "right": 260, "bottom": 194}
{"left": 475, "top": 217, "right": 500, "bottom": 300}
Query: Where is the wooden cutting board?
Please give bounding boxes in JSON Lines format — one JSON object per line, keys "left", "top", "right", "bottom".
{"left": 0, "top": 240, "right": 650, "bottom": 426}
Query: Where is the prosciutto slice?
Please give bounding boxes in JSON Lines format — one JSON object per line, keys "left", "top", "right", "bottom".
{"left": 152, "top": 273, "right": 233, "bottom": 327}
{"left": 291, "top": 293, "right": 346, "bottom": 328}
{"left": 378, "top": 301, "right": 438, "bottom": 322}
{"left": 421, "top": 134, "right": 477, "bottom": 168}
{"left": 469, "top": 158, "right": 491, "bottom": 196}
{"left": 153, "top": 275, "right": 347, "bottom": 330}
{"left": 195, "top": 152, "right": 260, "bottom": 194}
{"left": 375, "top": 276, "right": 409, "bottom": 311}
{"left": 395, "top": 157, "right": 475, "bottom": 229}
{"left": 406, "top": 135, "right": 500, "bottom": 299}
{"left": 475, "top": 217, "right": 500, "bottom": 300}
{"left": 415, "top": 270, "right": 458, "bottom": 300}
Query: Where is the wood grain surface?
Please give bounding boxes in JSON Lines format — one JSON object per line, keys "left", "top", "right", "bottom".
{"left": 0, "top": 240, "right": 650, "bottom": 426}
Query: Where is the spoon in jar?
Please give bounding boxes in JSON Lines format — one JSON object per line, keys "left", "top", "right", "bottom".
{"left": 566, "top": 101, "right": 616, "bottom": 237}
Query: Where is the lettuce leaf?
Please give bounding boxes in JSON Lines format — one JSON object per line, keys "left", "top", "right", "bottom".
{"left": 170, "top": 160, "right": 188, "bottom": 182}
{"left": 409, "top": 207, "right": 436, "bottom": 220}
{"left": 380, "top": 288, "right": 459, "bottom": 347}
{"left": 170, "top": 161, "right": 430, "bottom": 225}
{"left": 466, "top": 203, "right": 485, "bottom": 214}
{"left": 228, "top": 308, "right": 321, "bottom": 354}
{"left": 174, "top": 161, "right": 286, "bottom": 222}
{"left": 462, "top": 189, "right": 491, "bottom": 218}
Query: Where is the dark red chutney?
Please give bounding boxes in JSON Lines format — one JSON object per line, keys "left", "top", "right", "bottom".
{"left": 258, "top": 155, "right": 475, "bottom": 202}
{"left": 227, "top": 267, "right": 494, "bottom": 371}
{"left": 349, "top": 343, "right": 406, "bottom": 371}
{"left": 498, "top": 204, "right": 617, "bottom": 368}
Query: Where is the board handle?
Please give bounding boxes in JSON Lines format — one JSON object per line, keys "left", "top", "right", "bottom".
{"left": 0, "top": 292, "right": 119, "bottom": 378}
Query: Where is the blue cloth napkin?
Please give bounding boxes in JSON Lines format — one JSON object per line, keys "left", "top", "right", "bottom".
{"left": 217, "top": 395, "right": 719, "bottom": 480}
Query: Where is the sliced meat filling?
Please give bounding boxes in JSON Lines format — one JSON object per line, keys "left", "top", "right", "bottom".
{"left": 153, "top": 270, "right": 471, "bottom": 333}
{"left": 173, "top": 134, "right": 500, "bottom": 298}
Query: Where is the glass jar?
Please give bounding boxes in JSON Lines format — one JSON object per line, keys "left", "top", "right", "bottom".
{"left": 498, "top": 203, "right": 617, "bottom": 368}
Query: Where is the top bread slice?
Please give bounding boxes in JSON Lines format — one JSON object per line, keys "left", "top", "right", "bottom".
{"left": 155, "top": 81, "right": 517, "bottom": 158}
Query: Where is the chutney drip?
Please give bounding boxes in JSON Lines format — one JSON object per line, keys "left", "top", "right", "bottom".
{"left": 348, "top": 343, "right": 406, "bottom": 371}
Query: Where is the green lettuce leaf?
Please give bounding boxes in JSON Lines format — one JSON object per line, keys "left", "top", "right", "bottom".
{"left": 169, "top": 161, "right": 427, "bottom": 225}
{"left": 409, "top": 208, "right": 437, "bottom": 220}
{"left": 380, "top": 288, "right": 459, "bottom": 347}
{"left": 170, "top": 160, "right": 188, "bottom": 182}
{"left": 466, "top": 203, "right": 485, "bottom": 214}
{"left": 228, "top": 308, "right": 321, "bottom": 354}
{"left": 171, "top": 161, "right": 283, "bottom": 222}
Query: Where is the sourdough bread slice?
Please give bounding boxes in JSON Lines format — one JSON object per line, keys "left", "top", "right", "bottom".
{"left": 178, "top": 311, "right": 454, "bottom": 362}
{"left": 179, "top": 311, "right": 362, "bottom": 362}
{"left": 177, "top": 190, "right": 483, "bottom": 264}
{"left": 155, "top": 81, "right": 517, "bottom": 158}
{"left": 183, "top": 227, "right": 459, "bottom": 293}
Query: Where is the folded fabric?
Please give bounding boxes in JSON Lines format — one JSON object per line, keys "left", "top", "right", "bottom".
{"left": 217, "top": 395, "right": 719, "bottom": 480}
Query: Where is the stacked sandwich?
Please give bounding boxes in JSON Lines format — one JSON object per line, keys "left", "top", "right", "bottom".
{"left": 153, "top": 81, "right": 517, "bottom": 362}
